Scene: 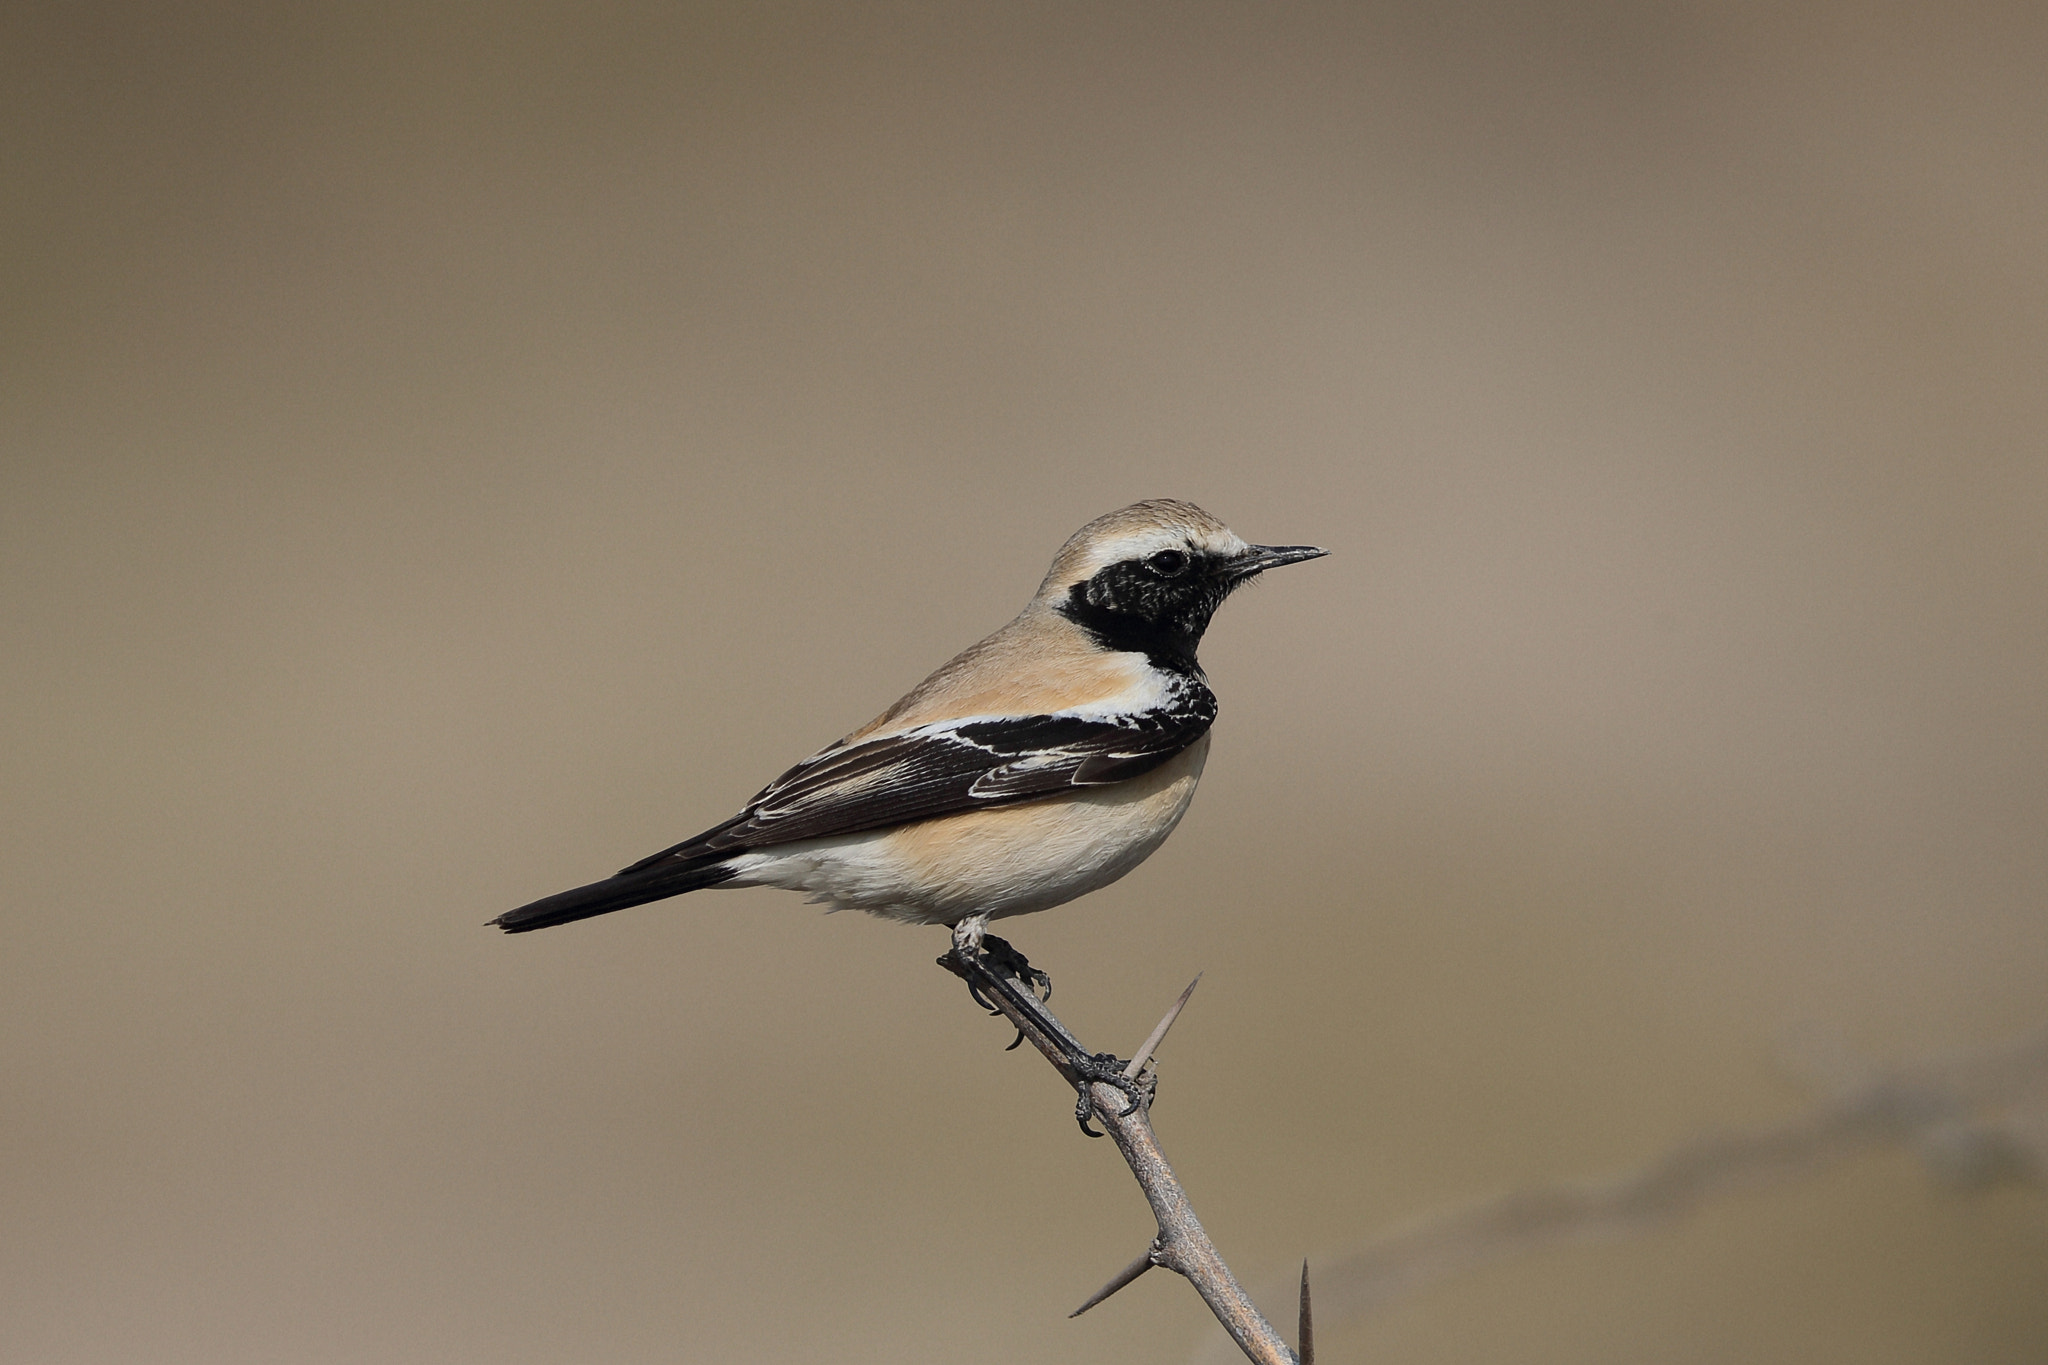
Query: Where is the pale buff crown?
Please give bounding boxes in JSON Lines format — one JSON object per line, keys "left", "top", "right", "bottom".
{"left": 1033, "top": 499, "right": 1249, "bottom": 601}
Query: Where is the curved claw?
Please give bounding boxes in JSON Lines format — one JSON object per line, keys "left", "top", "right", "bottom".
{"left": 980, "top": 934, "right": 1053, "bottom": 1001}
{"left": 954, "top": 933, "right": 1052, "bottom": 1019}
{"left": 964, "top": 975, "right": 1003, "bottom": 1016}
{"left": 1070, "top": 1052, "right": 1150, "bottom": 1135}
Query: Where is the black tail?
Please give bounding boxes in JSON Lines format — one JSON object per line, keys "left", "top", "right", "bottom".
{"left": 492, "top": 857, "right": 738, "bottom": 933}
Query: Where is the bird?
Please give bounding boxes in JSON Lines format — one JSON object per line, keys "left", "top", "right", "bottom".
{"left": 492, "top": 499, "right": 1325, "bottom": 965}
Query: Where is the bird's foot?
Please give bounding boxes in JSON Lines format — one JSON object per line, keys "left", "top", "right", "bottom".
{"left": 936, "top": 924, "right": 1148, "bottom": 1134}
{"left": 949, "top": 920, "right": 1052, "bottom": 1010}
{"left": 1071, "top": 1052, "right": 1152, "bottom": 1137}
{"left": 978, "top": 933, "right": 1052, "bottom": 1003}
{"left": 944, "top": 925, "right": 1056, "bottom": 1052}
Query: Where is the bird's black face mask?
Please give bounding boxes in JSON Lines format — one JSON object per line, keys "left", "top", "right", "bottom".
{"left": 1057, "top": 543, "right": 1325, "bottom": 672}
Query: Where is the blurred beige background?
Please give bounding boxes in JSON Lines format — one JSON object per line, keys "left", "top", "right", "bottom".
{"left": 5, "top": 3, "right": 2046, "bottom": 1362}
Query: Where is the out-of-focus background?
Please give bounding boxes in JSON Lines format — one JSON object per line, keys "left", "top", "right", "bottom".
{"left": 5, "top": 4, "right": 2045, "bottom": 1362}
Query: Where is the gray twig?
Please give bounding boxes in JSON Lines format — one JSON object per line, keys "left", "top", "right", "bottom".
{"left": 940, "top": 948, "right": 1299, "bottom": 1365}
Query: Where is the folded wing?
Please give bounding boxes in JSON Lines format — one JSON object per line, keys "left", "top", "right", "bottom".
{"left": 496, "top": 693, "right": 1216, "bottom": 933}
{"left": 618, "top": 695, "right": 1215, "bottom": 874}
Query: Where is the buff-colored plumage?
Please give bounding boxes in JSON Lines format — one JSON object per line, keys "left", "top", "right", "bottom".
{"left": 734, "top": 500, "right": 1248, "bottom": 925}
{"left": 722, "top": 736, "right": 1210, "bottom": 924}
{"left": 494, "top": 499, "right": 1322, "bottom": 937}
{"left": 848, "top": 499, "right": 1248, "bottom": 743}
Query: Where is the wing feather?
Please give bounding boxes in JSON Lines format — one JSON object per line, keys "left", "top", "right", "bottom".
{"left": 616, "top": 690, "right": 1215, "bottom": 875}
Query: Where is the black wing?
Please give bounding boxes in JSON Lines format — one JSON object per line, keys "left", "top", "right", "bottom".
{"left": 617, "top": 694, "right": 1215, "bottom": 875}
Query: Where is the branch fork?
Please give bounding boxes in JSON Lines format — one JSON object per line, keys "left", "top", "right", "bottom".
{"left": 939, "top": 942, "right": 1312, "bottom": 1365}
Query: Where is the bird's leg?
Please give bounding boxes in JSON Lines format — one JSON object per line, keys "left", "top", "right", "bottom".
{"left": 978, "top": 933, "right": 1052, "bottom": 1003}
{"left": 950, "top": 914, "right": 988, "bottom": 957}
{"left": 949, "top": 918, "right": 1051, "bottom": 1007}
{"left": 942, "top": 919, "right": 1146, "bottom": 1135}
{"left": 974, "top": 932, "right": 1056, "bottom": 1052}
{"left": 951, "top": 916, "right": 1006, "bottom": 1016}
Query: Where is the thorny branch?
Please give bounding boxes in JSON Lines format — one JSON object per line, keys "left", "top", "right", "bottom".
{"left": 1189, "top": 1023, "right": 2048, "bottom": 1365}
{"left": 940, "top": 944, "right": 1312, "bottom": 1365}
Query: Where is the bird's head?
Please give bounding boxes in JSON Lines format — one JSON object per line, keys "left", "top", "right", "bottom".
{"left": 1036, "top": 499, "right": 1326, "bottom": 667}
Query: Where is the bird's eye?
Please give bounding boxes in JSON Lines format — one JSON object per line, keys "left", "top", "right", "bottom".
{"left": 1147, "top": 549, "right": 1190, "bottom": 577}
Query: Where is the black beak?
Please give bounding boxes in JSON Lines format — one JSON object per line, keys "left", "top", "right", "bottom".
{"left": 1225, "top": 544, "right": 1329, "bottom": 581}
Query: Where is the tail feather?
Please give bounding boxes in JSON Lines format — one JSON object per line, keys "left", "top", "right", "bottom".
{"left": 492, "top": 857, "right": 738, "bottom": 933}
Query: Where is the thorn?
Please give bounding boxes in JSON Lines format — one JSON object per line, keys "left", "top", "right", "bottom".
{"left": 1123, "top": 973, "right": 1203, "bottom": 1080}
{"left": 1297, "top": 1259, "right": 1314, "bottom": 1365}
{"left": 1069, "top": 1245, "right": 1160, "bottom": 1318}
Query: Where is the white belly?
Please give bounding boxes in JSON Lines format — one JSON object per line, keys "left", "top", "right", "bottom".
{"left": 722, "top": 733, "right": 1210, "bottom": 926}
